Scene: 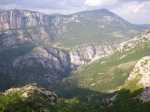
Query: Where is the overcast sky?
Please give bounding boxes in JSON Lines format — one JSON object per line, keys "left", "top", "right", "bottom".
{"left": 0, "top": 0, "right": 150, "bottom": 24}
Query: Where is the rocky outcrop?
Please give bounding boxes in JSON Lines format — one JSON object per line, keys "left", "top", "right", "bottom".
{"left": 3, "top": 83, "right": 57, "bottom": 106}
{"left": 127, "top": 56, "right": 150, "bottom": 87}
{"left": 0, "top": 9, "right": 57, "bottom": 43}
{"left": 12, "top": 47, "right": 71, "bottom": 86}
{"left": 0, "top": 9, "right": 144, "bottom": 47}
{"left": 70, "top": 43, "right": 116, "bottom": 66}
{"left": 0, "top": 31, "right": 71, "bottom": 90}
{"left": 0, "top": 9, "right": 147, "bottom": 90}
{"left": 0, "top": 9, "right": 147, "bottom": 69}
{"left": 137, "top": 87, "right": 150, "bottom": 103}
{"left": 118, "top": 30, "right": 150, "bottom": 52}
{"left": 0, "top": 30, "right": 33, "bottom": 49}
{"left": 70, "top": 30, "right": 150, "bottom": 67}
{"left": 0, "top": 9, "right": 48, "bottom": 30}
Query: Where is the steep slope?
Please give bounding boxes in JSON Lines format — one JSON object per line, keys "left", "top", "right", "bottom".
{"left": 70, "top": 42, "right": 117, "bottom": 67}
{"left": 0, "top": 8, "right": 147, "bottom": 91}
{"left": 57, "top": 9, "right": 143, "bottom": 47}
{"left": 0, "top": 9, "right": 145, "bottom": 47}
{"left": 124, "top": 56, "right": 150, "bottom": 90}
{"left": 0, "top": 32, "right": 71, "bottom": 91}
{"left": 46, "top": 30, "right": 150, "bottom": 112}
{"left": 1, "top": 8, "right": 150, "bottom": 112}
{"left": 0, "top": 9, "right": 57, "bottom": 45}
{"left": 61, "top": 30, "right": 150, "bottom": 92}
{"left": 70, "top": 30, "right": 150, "bottom": 67}
{"left": 1, "top": 74, "right": 150, "bottom": 112}
{"left": 0, "top": 31, "right": 150, "bottom": 112}
{"left": 0, "top": 84, "right": 58, "bottom": 112}
{"left": 109, "top": 55, "right": 150, "bottom": 111}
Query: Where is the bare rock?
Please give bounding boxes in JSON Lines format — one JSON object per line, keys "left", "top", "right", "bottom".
{"left": 4, "top": 83, "right": 57, "bottom": 106}
{"left": 128, "top": 56, "right": 150, "bottom": 87}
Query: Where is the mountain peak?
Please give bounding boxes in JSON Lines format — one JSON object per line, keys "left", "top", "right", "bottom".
{"left": 75, "top": 8, "right": 113, "bottom": 16}
{"left": 91, "top": 8, "right": 111, "bottom": 13}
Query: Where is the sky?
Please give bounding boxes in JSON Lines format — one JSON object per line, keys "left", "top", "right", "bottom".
{"left": 0, "top": 0, "right": 150, "bottom": 24}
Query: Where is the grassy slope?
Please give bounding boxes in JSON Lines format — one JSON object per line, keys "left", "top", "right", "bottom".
{"left": 49, "top": 41, "right": 150, "bottom": 112}
{"left": 1, "top": 43, "right": 150, "bottom": 112}
{"left": 63, "top": 42, "right": 150, "bottom": 92}
{"left": 55, "top": 15, "right": 143, "bottom": 48}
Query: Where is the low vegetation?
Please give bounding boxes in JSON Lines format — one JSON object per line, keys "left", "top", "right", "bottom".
{"left": 62, "top": 42, "right": 150, "bottom": 92}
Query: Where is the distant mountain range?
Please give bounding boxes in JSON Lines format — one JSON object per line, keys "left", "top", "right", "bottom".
{"left": 1, "top": 8, "right": 150, "bottom": 112}
{"left": 0, "top": 8, "right": 150, "bottom": 90}
{"left": 138, "top": 24, "right": 150, "bottom": 29}
{"left": 0, "top": 9, "right": 148, "bottom": 47}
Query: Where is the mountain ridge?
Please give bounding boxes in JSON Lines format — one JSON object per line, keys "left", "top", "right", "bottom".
{"left": 1, "top": 8, "right": 150, "bottom": 112}
{"left": 0, "top": 8, "right": 147, "bottom": 47}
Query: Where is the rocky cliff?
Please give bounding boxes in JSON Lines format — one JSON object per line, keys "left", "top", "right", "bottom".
{"left": 70, "top": 30, "right": 150, "bottom": 67}
{"left": 127, "top": 56, "right": 150, "bottom": 88}
{"left": 0, "top": 9, "right": 49, "bottom": 30}
{"left": 0, "top": 31, "right": 71, "bottom": 90}
{"left": 122, "top": 56, "right": 150, "bottom": 103}
{"left": 0, "top": 9, "right": 57, "bottom": 44}
{"left": 118, "top": 30, "right": 150, "bottom": 52}
{"left": 0, "top": 84, "right": 57, "bottom": 111}
{"left": 70, "top": 43, "right": 116, "bottom": 66}
{"left": 12, "top": 46, "right": 71, "bottom": 86}
{"left": 0, "top": 9, "right": 144, "bottom": 47}
{"left": 0, "top": 9, "right": 148, "bottom": 90}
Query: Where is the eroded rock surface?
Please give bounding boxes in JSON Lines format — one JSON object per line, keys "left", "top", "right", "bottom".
{"left": 0, "top": 31, "right": 71, "bottom": 90}
{"left": 70, "top": 43, "right": 116, "bottom": 66}
{"left": 128, "top": 56, "right": 150, "bottom": 87}
{"left": 4, "top": 83, "right": 57, "bottom": 106}
{"left": 118, "top": 30, "right": 150, "bottom": 52}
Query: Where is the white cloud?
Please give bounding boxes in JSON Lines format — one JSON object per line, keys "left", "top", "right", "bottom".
{"left": 84, "top": 0, "right": 118, "bottom": 7}
{"left": 112, "top": 1, "right": 150, "bottom": 24}
{"left": 85, "top": 0, "right": 101, "bottom": 6}
{"left": 0, "top": 0, "right": 150, "bottom": 24}
{"left": 127, "top": 2, "right": 144, "bottom": 13}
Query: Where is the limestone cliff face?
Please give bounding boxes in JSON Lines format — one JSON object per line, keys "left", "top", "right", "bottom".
{"left": 118, "top": 30, "right": 150, "bottom": 52}
{"left": 70, "top": 30, "right": 150, "bottom": 67}
{"left": 0, "top": 31, "right": 71, "bottom": 90}
{"left": 127, "top": 56, "right": 150, "bottom": 87}
{"left": 0, "top": 9, "right": 148, "bottom": 90}
{"left": 0, "top": 9, "right": 144, "bottom": 47}
{"left": 70, "top": 43, "right": 116, "bottom": 66}
{"left": 0, "top": 30, "right": 33, "bottom": 49}
{"left": 12, "top": 47, "right": 71, "bottom": 86}
{"left": 126, "top": 56, "right": 150, "bottom": 102}
{"left": 0, "top": 9, "right": 49, "bottom": 30}
{"left": 0, "top": 9, "right": 58, "bottom": 43}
